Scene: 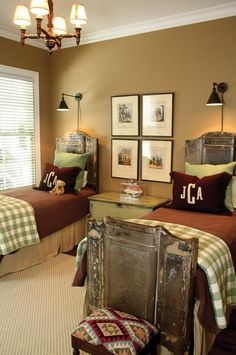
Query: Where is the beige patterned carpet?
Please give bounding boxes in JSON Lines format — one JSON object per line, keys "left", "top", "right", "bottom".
{"left": 0, "top": 254, "right": 86, "bottom": 355}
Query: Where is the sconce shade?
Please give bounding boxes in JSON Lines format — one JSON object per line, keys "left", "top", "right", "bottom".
{"left": 206, "top": 82, "right": 228, "bottom": 106}
{"left": 206, "top": 89, "right": 223, "bottom": 106}
{"left": 13, "top": 5, "right": 31, "bottom": 28}
{"left": 57, "top": 92, "right": 82, "bottom": 111}
{"left": 57, "top": 97, "right": 69, "bottom": 111}
{"left": 206, "top": 82, "right": 228, "bottom": 131}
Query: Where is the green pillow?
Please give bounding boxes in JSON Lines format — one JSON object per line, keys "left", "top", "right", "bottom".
{"left": 54, "top": 151, "right": 90, "bottom": 191}
{"left": 185, "top": 161, "right": 236, "bottom": 212}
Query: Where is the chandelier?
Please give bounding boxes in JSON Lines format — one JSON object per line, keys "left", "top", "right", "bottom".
{"left": 13, "top": 0, "right": 87, "bottom": 54}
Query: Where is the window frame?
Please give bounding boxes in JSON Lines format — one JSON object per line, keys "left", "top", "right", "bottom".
{"left": 0, "top": 64, "right": 41, "bottom": 188}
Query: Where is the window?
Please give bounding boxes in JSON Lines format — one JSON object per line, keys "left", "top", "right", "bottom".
{"left": 0, "top": 65, "right": 40, "bottom": 190}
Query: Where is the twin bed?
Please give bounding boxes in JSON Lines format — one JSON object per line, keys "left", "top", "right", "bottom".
{"left": 0, "top": 131, "right": 98, "bottom": 277}
{"left": 74, "top": 131, "right": 236, "bottom": 355}
{"left": 1, "top": 129, "right": 236, "bottom": 354}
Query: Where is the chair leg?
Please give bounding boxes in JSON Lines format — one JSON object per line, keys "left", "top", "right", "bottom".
{"left": 73, "top": 349, "right": 80, "bottom": 355}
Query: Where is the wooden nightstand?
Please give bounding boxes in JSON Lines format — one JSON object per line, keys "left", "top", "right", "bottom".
{"left": 89, "top": 192, "right": 170, "bottom": 220}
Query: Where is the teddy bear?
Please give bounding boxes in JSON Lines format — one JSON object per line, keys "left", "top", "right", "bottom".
{"left": 49, "top": 180, "right": 66, "bottom": 195}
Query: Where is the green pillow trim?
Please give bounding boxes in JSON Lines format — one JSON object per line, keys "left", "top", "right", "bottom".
{"left": 185, "top": 161, "right": 236, "bottom": 212}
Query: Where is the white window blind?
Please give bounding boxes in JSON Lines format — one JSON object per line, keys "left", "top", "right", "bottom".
{"left": 0, "top": 65, "right": 40, "bottom": 191}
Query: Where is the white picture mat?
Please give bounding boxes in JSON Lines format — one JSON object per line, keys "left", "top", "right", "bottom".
{"left": 142, "top": 93, "right": 173, "bottom": 136}
{"left": 112, "top": 95, "right": 139, "bottom": 136}
{"left": 112, "top": 139, "right": 138, "bottom": 179}
{"left": 141, "top": 140, "right": 172, "bottom": 182}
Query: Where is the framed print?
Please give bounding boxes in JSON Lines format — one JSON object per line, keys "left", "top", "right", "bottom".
{"left": 141, "top": 140, "right": 173, "bottom": 183}
{"left": 111, "top": 139, "right": 138, "bottom": 179}
{"left": 111, "top": 95, "right": 139, "bottom": 136}
{"left": 142, "top": 93, "right": 174, "bottom": 137}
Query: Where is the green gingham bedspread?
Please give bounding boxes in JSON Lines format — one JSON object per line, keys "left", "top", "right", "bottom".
{"left": 128, "top": 219, "right": 236, "bottom": 329}
{"left": 75, "top": 236, "right": 87, "bottom": 269}
{"left": 0, "top": 194, "right": 40, "bottom": 255}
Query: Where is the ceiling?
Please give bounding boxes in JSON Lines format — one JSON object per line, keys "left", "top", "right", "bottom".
{"left": 1, "top": 0, "right": 236, "bottom": 50}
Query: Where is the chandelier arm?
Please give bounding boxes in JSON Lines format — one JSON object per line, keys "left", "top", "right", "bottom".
{"left": 58, "top": 34, "right": 76, "bottom": 39}
{"left": 41, "top": 28, "right": 51, "bottom": 38}
{"left": 23, "top": 34, "right": 46, "bottom": 39}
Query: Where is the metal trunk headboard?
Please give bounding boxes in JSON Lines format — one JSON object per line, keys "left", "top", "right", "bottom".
{"left": 185, "top": 131, "right": 236, "bottom": 165}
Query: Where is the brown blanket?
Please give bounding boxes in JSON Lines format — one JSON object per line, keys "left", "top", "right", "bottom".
{"left": 2, "top": 187, "right": 95, "bottom": 239}
{"left": 144, "top": 207, "right": 236, "bottom": 268}
{"left": 143, "top": 207, "right": 236, "bottom": 333}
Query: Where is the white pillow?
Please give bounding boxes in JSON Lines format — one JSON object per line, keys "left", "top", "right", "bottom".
{"left": 82, "top": 171, "right": 88, "bottom": 188}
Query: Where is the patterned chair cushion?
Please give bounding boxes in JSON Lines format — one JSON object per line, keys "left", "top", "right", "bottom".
{"left": 72, "top": 307, "right": 159, "bottom": 354}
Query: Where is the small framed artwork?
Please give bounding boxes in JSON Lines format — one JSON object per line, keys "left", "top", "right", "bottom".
{"left": 141, "top": 93, "right": 174, "bottom": 137}
{"left": 111, "top": 139, "right": 139, "bottom": 179}
{"left": 111, "top": 95, "right": 139, "bottom": 136}
{"left": 141, "top": 140, "right": 173, "bottom": 183}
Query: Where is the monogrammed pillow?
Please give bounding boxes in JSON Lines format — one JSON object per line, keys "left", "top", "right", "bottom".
{"left": 169, "top": 171, "right": 232, "bottom": 214}
{"left": 38, "top": 163, "right": 81, "bottom": 191}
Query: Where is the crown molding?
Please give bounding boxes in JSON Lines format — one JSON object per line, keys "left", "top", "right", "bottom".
{"left": 80, "top": 3, "right": 236, "bottom": 45}
{"left": 1, "top": 2, "right": 236, "bottom": 51}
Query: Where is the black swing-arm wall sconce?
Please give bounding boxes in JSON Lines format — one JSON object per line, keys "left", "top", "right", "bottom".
{"left": 206, "top": 82, "right": 228, "bottom": 131}
{"left": 57, "top": 92, "right": 82, "bottom": 111}
{"left": 57, "top": 92, "right": 83, "bottom": 131}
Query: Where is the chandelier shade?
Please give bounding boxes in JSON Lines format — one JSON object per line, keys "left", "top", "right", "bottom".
{"left": 70, "top": 4, "right": 87, "bottom": 27}
{"left": 13, "top": 0, "right": 87, "bottom": 54}
{"left": 30, "top": 0, "right": 49, "bottom": 17}
{"left": 13, "top": 6, "right": 31, "bottom": 28}
{"left": 53, "top": 17, "right": 67, "bottom": 35}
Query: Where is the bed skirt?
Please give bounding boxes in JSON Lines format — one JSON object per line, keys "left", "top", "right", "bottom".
{"left": 0, "top": 214, "right": 88, "bottom": 278}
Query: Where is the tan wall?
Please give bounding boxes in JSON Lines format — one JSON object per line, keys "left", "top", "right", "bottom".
{"left": 49, "top": 16, "right": 236, "bottom": 198}
{"left": 1, "top": 16, "right": 236, "bottom": 198}
{"left": 0, "top": 37, "right": 52, "bottom": 167}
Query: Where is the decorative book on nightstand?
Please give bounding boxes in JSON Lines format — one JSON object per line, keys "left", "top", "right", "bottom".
{"left": 88, "top": 192, "right": 170, "bottom": 220}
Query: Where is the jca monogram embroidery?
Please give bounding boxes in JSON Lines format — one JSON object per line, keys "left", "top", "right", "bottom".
{"left": 180, "top": 184, "right": 203, "bottom": 204}
{"left": 43, "top": 171, "right": 58, "bottom": 188}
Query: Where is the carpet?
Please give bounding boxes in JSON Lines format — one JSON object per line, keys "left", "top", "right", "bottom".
{"left": 0, "top": 254, "right": 86, "bottom": 355}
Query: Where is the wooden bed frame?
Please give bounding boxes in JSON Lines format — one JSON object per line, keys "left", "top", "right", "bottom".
{"left": 85, "top": 131, "right": 236, "bottom": 355}
{"left": 0, "top": 130, "right": 98, "bottom": 277}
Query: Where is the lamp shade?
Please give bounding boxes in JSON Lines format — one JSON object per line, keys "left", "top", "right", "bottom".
{"left": 13, "top": 5, "right": 31, "bottom": 28}
{"left": 206, "top": 83, "right": 223, "bottom": 106}
{"left": 53, "top": 17, "right": 67, "bottom": 35}
{"left": 70, "top": 4, "right": 87, "bottom": 28}
{"left": 30, "top": 0, "right": 49, "bottom": 17}
{"left": 57, "top": 97, "right": 69, "bottom": 111}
